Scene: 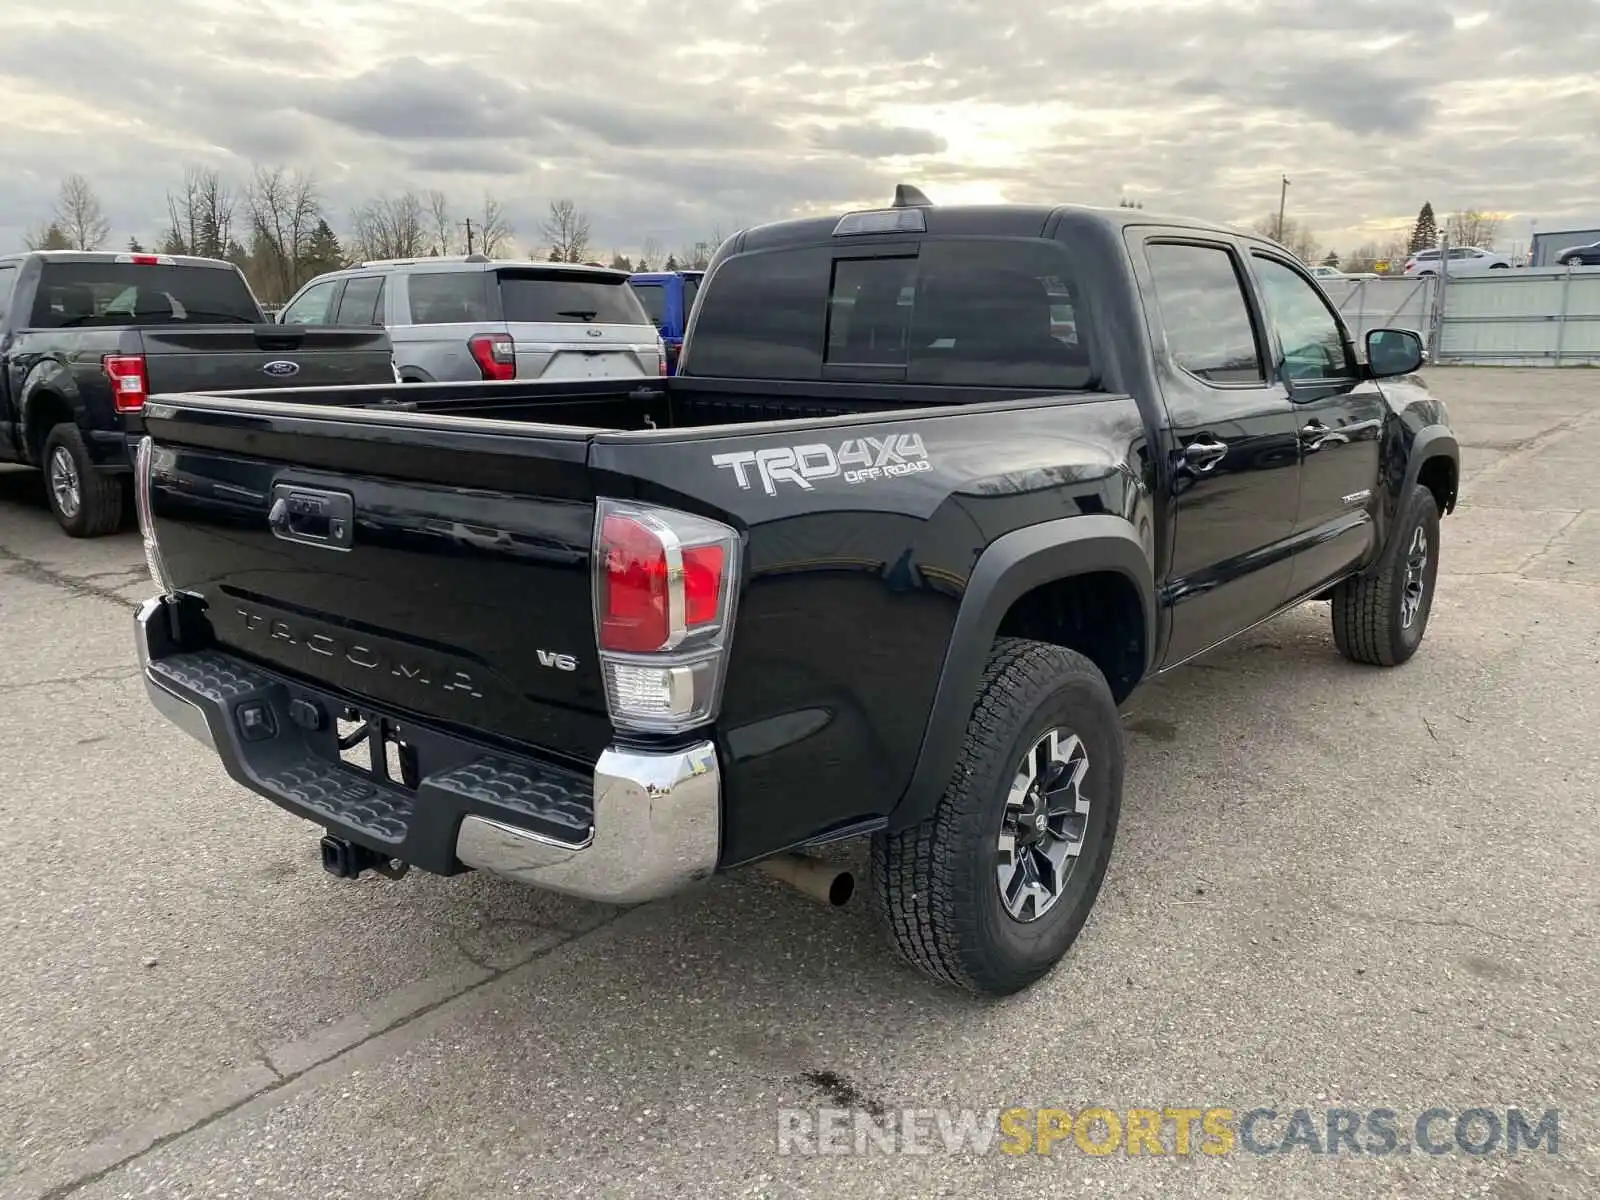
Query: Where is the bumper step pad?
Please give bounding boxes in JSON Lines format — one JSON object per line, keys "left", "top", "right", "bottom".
{"left": 146, "top": 649, "right": 594, "bottom": 872}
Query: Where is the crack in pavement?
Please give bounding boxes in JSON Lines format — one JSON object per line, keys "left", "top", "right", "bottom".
{"left": 22, "top": 909, "right": 631, "bottom": 1200}
{"left": 0, "top": 667, "right": 140, "bottom": 694}
{"left": 0, "top": 547, "right": 140, "bottom": 611}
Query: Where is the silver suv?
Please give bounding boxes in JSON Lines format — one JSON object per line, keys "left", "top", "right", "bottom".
{"left": 277, "top": 255, "right": 665, "bottom": 383}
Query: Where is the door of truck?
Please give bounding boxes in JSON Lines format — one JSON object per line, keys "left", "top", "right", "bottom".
{"left": 1243, "top": 250, "right": 1386, "bottom": 597}
{"left": 1129, "top": 234, "right": 1303, "bottom": 667}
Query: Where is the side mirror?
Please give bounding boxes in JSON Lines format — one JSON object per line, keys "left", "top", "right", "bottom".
{"left": 1366, "top": 328, "right": 1424, "bottom": 378}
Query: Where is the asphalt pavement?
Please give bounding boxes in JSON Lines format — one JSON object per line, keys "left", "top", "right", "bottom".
{"left": 1, "top": 368, "right": 1596, "bottom": 1200}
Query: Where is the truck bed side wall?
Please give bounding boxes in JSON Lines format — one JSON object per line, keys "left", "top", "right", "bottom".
{"left": 591, "top": 392, "right": 1152, "bottom": 866}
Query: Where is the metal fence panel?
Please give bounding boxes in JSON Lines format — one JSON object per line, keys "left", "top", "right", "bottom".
{"left": 1435, "top": 268, "right": 1600, "bottom": 366}
{"left": 1318, "top": 276, "right": 1437, "bottom": 344}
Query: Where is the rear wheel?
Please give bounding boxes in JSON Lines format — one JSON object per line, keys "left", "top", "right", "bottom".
{"left": 43, "top": 423, "right": 125, "bottom": 537}
{"left": 1330, "top": 484, "right": 1440, "bottom": 666}
{"left": 872, "top": 639, "right": 1123, "bottom": 996}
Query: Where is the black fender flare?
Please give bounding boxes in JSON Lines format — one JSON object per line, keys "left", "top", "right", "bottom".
{"left": 1402, "top": 426, "right": 1459, "bottom": 514}
{"left": 887, "top": 514, "right": 1156, "bottom": 830}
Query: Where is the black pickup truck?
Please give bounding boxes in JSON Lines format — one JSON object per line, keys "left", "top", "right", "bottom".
{"left": 130, "top": 192, "right": 1458, "bottom": 996}
{"left": 0, "top": 250, "right": 395, "bottom": 536}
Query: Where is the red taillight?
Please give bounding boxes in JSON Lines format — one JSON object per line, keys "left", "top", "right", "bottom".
{"left": 103, "top": 354, "right": 148, "bottom": 413}
{"left": 592, "top": 501, "right": 740, "bottom": 732}
{"left": 468, "top": 332, "right": 516, "bottom": 381}
{"left": 115, "top": 253, "right": 175, "bottom": 266}
{"left": 599, "top": 512, "right": 671, "bottom": 652}
{"left": 592, "top": 500, "right": 740, "bottom": 732}
{"left": 597, "top": 514, "right": 726, "bottom": 652}
{"left": 658, "top": 340, "right": 669, "bottom": 376}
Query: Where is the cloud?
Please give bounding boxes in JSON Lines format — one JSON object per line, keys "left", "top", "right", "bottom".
{"left": 808, "top": 122, "right": 949, "bottom": 157}
{"left": 0, "top": 0, "right": 1597, "bottom": 261}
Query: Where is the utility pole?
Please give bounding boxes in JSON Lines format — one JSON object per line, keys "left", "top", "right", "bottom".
{"left": 461, "top": 217, "right": 475, "bottom": 256}
{"left": 1277, "top": 175, "right": 1290, "bottom": 242}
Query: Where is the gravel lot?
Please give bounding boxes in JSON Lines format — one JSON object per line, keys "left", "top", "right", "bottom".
{"left": 1, "top": 367, "right": 1596, "bottom": 1200}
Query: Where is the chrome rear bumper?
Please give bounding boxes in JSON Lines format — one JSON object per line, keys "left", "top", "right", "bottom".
{"left": 135, "top": 596, "right": 721, "bottom": 904}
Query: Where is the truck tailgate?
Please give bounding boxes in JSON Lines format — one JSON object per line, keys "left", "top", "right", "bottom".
{"left": 142, "top": 397, "right": 611, "bottom": 765}
{"left": 140, "top": 325, "right": 394, "bottom": 393}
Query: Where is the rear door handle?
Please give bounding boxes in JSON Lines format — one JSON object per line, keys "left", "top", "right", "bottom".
{"left": 1182, "top": 438, "right": 1229, "bottom": 472}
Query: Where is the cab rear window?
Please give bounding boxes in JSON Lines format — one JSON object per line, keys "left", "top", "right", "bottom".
{"left": 30, "top": 261, "right": 261, "bottom": 327}
{"left": 688, "top": 238, "right": 1095, "bottom": 389}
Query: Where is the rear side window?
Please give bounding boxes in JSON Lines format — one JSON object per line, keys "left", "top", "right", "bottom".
{"left": 1143, "top": 243, "right": 1264, "bottom": 384}
{"left": 690, "top": 239, "right": 1095, "bottom": 388}
{"left": 405, "top": 272, "right": 491, "bottom": 324}
{"left": 682, "top": 274, "right": 701, "bottom": 311}
{"left": 335, "top": 274, "right": 384, "bottom": 325}
{"left": 631, "top": 282, "right": 666, "bottom": 325}
{"left": 28, "top": 261, "right": 261, "bottom": 328}
{"left": 496, "top": 270, "right": 649, "bottom": 325}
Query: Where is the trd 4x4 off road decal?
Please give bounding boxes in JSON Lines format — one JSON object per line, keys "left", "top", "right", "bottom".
{"left": 712, "top": 433, "right": 931, "bottom": 495}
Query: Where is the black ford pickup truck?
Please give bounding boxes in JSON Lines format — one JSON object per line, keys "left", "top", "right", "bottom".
{"left": 0, "top": 250, "right": 395, "bottom": 536}
{"left": 130, "top": 192, "right": 1458, "bottom": 995}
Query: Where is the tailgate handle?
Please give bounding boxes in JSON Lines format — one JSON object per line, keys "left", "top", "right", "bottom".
{"left": 268, "top": 485, "right": 354, "bottom": 550}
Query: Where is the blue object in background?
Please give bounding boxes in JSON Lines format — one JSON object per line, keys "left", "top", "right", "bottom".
{"left": 628, "top": 271, "right": 703, "bottom": 374}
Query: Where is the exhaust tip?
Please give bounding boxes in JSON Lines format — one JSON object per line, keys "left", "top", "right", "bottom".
{"left": 756, "top": 853, "right": 855, "bottom": 907}
{"left": 827, "top": 870, "right": 855, "bottom": 907}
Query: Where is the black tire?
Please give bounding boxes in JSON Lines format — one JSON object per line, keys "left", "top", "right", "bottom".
{"left": 1489, "top": 262, "right": 1509, "bottom": 269}
{"left": 871, "top": 638, "right": 1123, "bottom": 996}
{"left": 1331, "top": 484, "right": 1441, "bottom": 666}
{"left": 42, "top": 422, "right": 125, "bottom": 537}
{"left": 1561, "top": 257, "right": 1581, "bottom": 268}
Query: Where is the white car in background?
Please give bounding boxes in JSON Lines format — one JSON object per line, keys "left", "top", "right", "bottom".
{"left": 1403, "top": 246, "right": 1511, "bottom": 276}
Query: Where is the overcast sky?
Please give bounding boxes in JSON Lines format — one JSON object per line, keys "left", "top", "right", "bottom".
{"left": 3, "top": 0, "right": 1597, "bottom": 259}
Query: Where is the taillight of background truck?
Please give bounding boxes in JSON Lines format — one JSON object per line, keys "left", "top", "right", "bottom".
{"left": 593, "top": 500, "right": 741, "bottom": 733}
{"left": 467, "top": 332, "right": 516, "bottom": 381}
{"left": 103, "top": 354, "right": 148, "bottom": 412}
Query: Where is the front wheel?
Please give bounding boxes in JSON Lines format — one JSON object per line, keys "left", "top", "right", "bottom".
{"left": 872, "top": 639, "right": 1123, "bottom": 996}
{"left": 1330, "top": 484, "right": 1441, "bottom": 666}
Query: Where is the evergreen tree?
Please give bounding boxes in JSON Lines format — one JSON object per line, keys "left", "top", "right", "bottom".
{"left": 128, "top": 237, "right": 145, "bottom": 253}
{"left": 1321, "top": 251, "right": 1340, "bottom": 267}
{"left": 664, "top": 254, "right": 680, "bottom": 271}
{"left": 301, "top": 219, "right": 345, "bottom": 276}
{"left": 1408, "top": 203, "right": 1438, "bottom": 254}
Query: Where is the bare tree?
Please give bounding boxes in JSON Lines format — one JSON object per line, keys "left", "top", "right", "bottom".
{"left": 426, "top": 190, "right": 454, "bottom": 256}
{"left": 24, "top": 222, "right": 73, "bottom": 251}
{"left": 53, "top": 174, "right": 112, "bottom": 251}
{"left": 165, "top": 166, "right": 236, "bottom": 258}
{"left": 636, "top": 236, "right": 662, "bottom": 272}
{"left": 349, "top": 191, "right": 429, "bottom": 262}
{"left": 247, "top": 166, "right": 323, "bottom": 301}
{"left": 677, "top": 240, "right": 713, "bottom": 270}
{"left": 1444, "top": 209, "right": 1501, "bottom": 249}
{"left": 539, "top": 199, "right": 591, "bottom": 263}
{"left": 1250, "top": 213, "right": 1320, "bottom": 264}
{"left": 476, "top": 193, "right": 514, "bottom": 256}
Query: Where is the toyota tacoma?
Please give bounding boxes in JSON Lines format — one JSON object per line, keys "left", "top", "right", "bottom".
{"left": 129, "top": 190, "right": 1458, "bottom": 995}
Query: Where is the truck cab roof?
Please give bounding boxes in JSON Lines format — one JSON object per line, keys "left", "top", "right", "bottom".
{"left": 728, "top": 197, "right": 1255, "bottom": 257}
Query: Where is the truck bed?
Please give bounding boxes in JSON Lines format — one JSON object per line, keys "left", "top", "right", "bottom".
{"left": 173, "top": 375, "right": 1096, "bottom": 435}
